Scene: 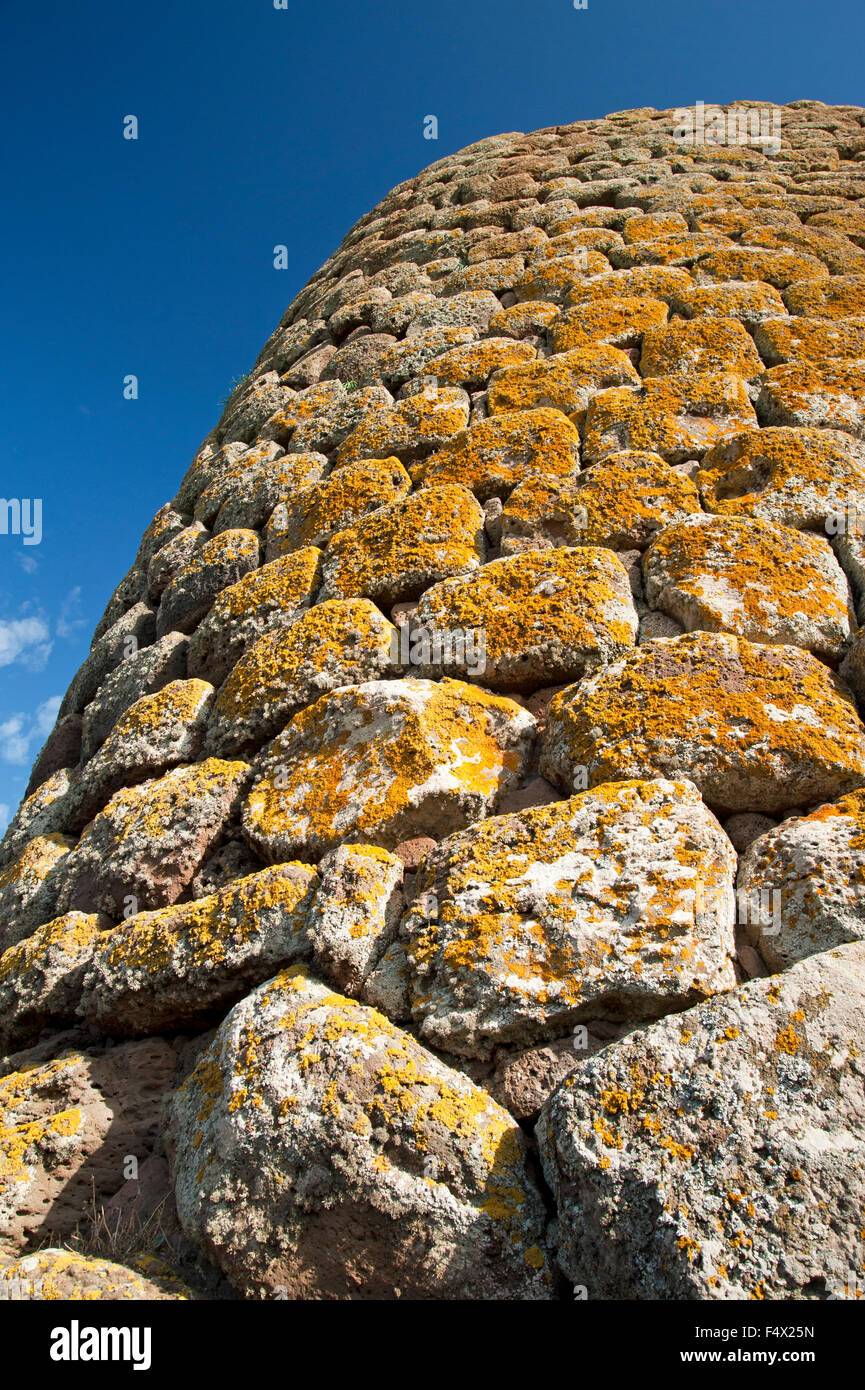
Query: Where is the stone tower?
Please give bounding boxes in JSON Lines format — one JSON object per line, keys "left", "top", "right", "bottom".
{"left": 3, "top": 100, "right": 865, "bottom": 1302}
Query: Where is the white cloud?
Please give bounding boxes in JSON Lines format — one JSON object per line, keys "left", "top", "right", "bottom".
{"left": 0, "top": 716, "right": 30, "bottom": 764}
{"left": 16, "top": 553, "right": 38, "bottom": 575}
{"left": 57, "top": 586, "right": 86, "bottom": 641}
{"left": 36, "top": 695, "right": 62, "bottom": 735}
{"left": 0, "top": 695, "right": 62, "bottom": 767}
{"left": 0, "top": 616, "right": 52, "bottom": 670}
{"left": 0, "top": 804, "right": 8, "bottom": 833}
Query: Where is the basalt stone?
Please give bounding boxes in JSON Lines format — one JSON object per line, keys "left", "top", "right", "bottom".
{"left": 4, "top": 99, "right": 865, "bottom": 1307}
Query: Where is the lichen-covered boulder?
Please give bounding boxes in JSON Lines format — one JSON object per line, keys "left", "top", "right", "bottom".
{"left": 156, "top": 529, "right": 262, "bottom": 636}
{"left": 165, "top": 966, "right": 553, "bottom": 1299}
{"left": 78, "top": 863, "right": 318, "bottom": 1035}
{"left": 697, "top": 425, "right": 865, "bottom": 529}
{"left": 59, "top": 602, "right": 157, "bottom": 718}
{"left": 0, "top": 835, "right": 74, "bottom": 953}
{"left": 0, "top": 1039, "right": 176, "bottom": 1253}
{"left": 784, "top": 272, "right": 865, "bottom": 318}
{"left": 487, "top": 345, "right": 640, "bottom": 423}
{"left": 413, "top": 407, "right": 581, "bottom": 501}
{"left": 0, "top": 911, "right": 108, "bottom": 1049}
{"left": 548, "top": 296, "right": 669, "bottom": 352}
{"left": 698, "top": 419, "right": 865, "bottom": 528}
{"left": 501, "top": 450, "right": 701, "bottom": 554}
{"left": 306, "top": 844, "right": 404, "bottom": 995}
{"left": 242, "top": 678, "right": 535, "bottom": 861}
{"left": 54, "top": 758, "right": 251, "bottom": 918}
{"left": 405, "top": 778, "right": 736, "bottom": 1058}
{"left": 263, "top": 456, "right": 411, "bottom": 556}
{"left": 413, "top": 547, "right": 637, "bottom": 692}
{"left": 206, "top": 597, "right": 398, "bottom": 756}
{"left": 335, "top": 385, "right": 469, "bottom": 467}
{"left": 737, "top": 789, "right": 865, "bottom": 970}
{"left": 753, "top": 315, "right": 865, "bottom": 366}
{"left": 757, "top": 359, "right": 865, "bottom": 438}
{"left": 538, "top": 942, "right": 865, "bottom": 1300}
{"left": 70, "top": 679, "right": 215, "bottom": 828}
{"left": 211, "top": 450, "right": 330, "bottom": 534}
{"left": 642, "top": 514, "right": 854, "bottom": 659}
{"left": 0, "top": 770, "right": 76, "bottom": 871}
{"left": 583, "top": 372, "right": 758, "bottom": 464}
{"left": 641, "top": 316, "right": 764, "bottom": 379}
{"left": 79, "top": 631, "right": 189, "bottom": 761}
{"left": 0, "top": 1248, "right": 193, "bottom": 1300}
{"left": 670, "top": 278, "right": 789, "bottom": 327}
{"left": 319, "top": 484, "right": 485, "bottom": 604}
{"left": 186, "top": 547, "right": 323, "bottom": 687}
{"left": 541, "top": 632, "right": 865, "bottom": 814}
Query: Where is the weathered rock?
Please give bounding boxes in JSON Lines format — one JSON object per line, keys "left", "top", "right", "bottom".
{"left": 306, "top": 844, "right": 404, "bottom": 995}
{"left": 70, "top": 680, "right": 215, "bottom": 828}
{"left": 542, "top": 631, "right": 865, "bottom": 814}
{"left": 756, "top": 359, "right": 865, "bottom": 438}
{"left": 643, "top": 514, "right": 854, "bottom": 659}
{"left": 0, "top": 1038, "right": 175, "bottom": 1253}
{"left": 413, "top": 547, "right": 637, "bottom": 691}
{"left": 697, "top": 425, "right": 865, "bottom": 530}
{"left": 59, "top": 603, "right": 157, "bottom": 718}
{"left": 147, "top": 522, "right": 209, "bottom": 602}
{"left": 242, "top": 678, "right": 535, "bottom": 861}
{"left": 78, "top": 863, "right": 319, "bottom": 1035}
{"left": 156, "top": 529, "right": 261, "bottom": 637}
{"left": 335, "top": 384, "right": 470, "bottom": 466}
{"left": 186, "top": 547, "right": 324, "bottom": 687}
{"left": 548, "top": 297, "right": 669, "bottom": 352}
{"left": 0, "top": 836, "right": 74, "bottom": 953}
{"left": 0, "top": 912, "right": 109, "bottom": 1049}
{"left": 487, "top": 345, "right": 640, "bottom": 423}
{"left": 54, "top": 759, "right": 251, "bottom": 918}
{"left": 0, "top": 771, "right": 77, "bottom": 871}
{"left": 25, "top": 715, "right": 82, "bottom": 798}
{"left": 641, "top": 316, "right": 764, "bottom": 379}
{"left": 413, "top": 407, "right": 581, "bottom": 501}
{"left": 319, "top": 484, "right": 486, "bottom": 604}
{"left": 737, "top": 789, "right": 865, "bottom": 970}
{"left": 80, "top": 631, "right": 189, "bottom": 761}
{"left": 583, "top": 372, "right": 758, "bottom": 465}
{"left": 405, "top": 778, "right": 736, "bottom": 1058}
{"left": 165, "top": 966, "right": 553, "bottom": 1299}
{"left": 0, "top": 1248, "right": 193, "bottom": 1300}
{"left": 538, "top": 943, "right": 865, "bottom": 1300}
{"left": 501, "top": 450, "right": 702, "bottom": 553}
{"left": 206, "top": 598, "right": 398, "bottom": 757}
{"left": 264, "top": 457, "right": 411, "bottom": 557}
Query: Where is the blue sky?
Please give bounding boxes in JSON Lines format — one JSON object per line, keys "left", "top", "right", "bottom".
{"left": 1, "top": 0, "right": 863, "bottom": 827}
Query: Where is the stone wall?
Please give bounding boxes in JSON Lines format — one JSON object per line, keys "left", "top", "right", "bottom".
{"left": 3, "top": 99, "right": 865, "bottom": 1301}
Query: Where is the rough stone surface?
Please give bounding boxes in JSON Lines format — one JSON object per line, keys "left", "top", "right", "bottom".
{"left": 642, "top": 514, "right": 854, "bottom": 659}
{"left": 54, "top": 759, "right": 251, "bottom": 918}
{"left": 542, "top": 632, "right": 865, "bottom": 814}
{"left": 242, "top": 678, "right": 535, "bottom": 861}
{"left": 78, "top": 864, "right": 319, "bottom": 1035}
{"left": 538, "top": 943, "right": 865, "bottom": 1300}
{"left": 0, "top": 1248, "right": 193, "bottom": 1300}
{"left": 165, "top": 967, "right": 553, "bottom": 1299}
{"left": 0, "top": 1039, "right": 176, "bottom": 1253}
{"left": 405, "top": 778, "right": 737, "bottom": 1058}
{"left": 413, "top": 546, "right": 637, "bottom": 691}
{"left": 4, "top": 99, "right": 865, "bottom": 1304}
{"left": 737, "top": 789, "right": 865, "bottom": 970}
